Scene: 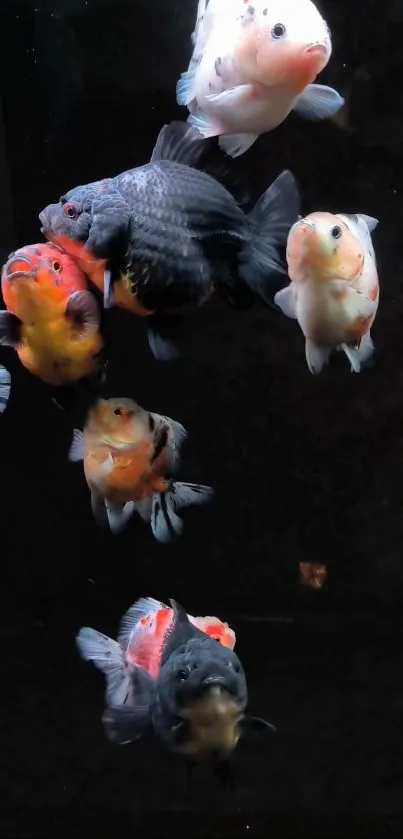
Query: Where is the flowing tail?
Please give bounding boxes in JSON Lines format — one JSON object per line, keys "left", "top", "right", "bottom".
{"left": 135, "top": 482, "right": 214, "bottom": 544}
{"left": 76, "top": 627, "right": 132, "bottom": 706}
{"left": 240, "top": 170, "right": 301, "bottom": 308}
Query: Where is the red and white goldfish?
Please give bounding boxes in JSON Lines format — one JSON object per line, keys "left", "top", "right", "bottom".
{"left": 177, "top": 0, "right": 344, "bottom": 158}
{"left": 77, "top": 597, "right": 274, "bottom": 785}
{"left": 274, "top": 211, "right": 380, "bottom": 373}
{"left": 68, "top": 396, "right": 214, "bottom": 540}
{"left": 0, "top": 243, "right": 103, "bottom": 387}
{"left": 78, "top": 596, "right": 236, "bottom": 696}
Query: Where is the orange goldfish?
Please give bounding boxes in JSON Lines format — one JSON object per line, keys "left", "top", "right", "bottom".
{"left": 177, "top": 0, "right": 344, "bottom": 158}
{"left": 68, "top": 396, "right": 214, "bottom": 540}
{"left": 0, "top": 243, "right": 103, "bottom": 387}
{"left": 274, "top": 211, "right": 380, "bottom": 373}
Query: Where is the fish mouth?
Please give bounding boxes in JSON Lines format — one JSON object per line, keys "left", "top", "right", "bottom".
{"left": 305, "top": 43, "right": 328, "bottom": 62}
{"left": 199, "top": 675, "right": 235, "bottom": 696}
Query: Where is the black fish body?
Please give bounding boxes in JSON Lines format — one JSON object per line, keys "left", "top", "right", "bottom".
{"left": 40, "top": 122, "right": 301, "bottom": 359}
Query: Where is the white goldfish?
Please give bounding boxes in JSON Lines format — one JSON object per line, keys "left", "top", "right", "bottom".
{"left": 274, "top": 211, "right": 380, "bottom": 374}
{"left": 176, "top": 0, "right": 344, "bottom": 158}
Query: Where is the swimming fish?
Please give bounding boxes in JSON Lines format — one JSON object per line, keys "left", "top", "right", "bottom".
{"left": 176, "top": 0, "right": 344, "bottom": 158}
{"left": 274, "top": 211, "right": 380, "bottom": 373}
{"left": 0, "top": 243, "right": 103, "bottom": 388}
{"left": 39, "top": 120, "right": 301, "bottom": 361}
{"left": 68, "top": 396, "right": 214, "bottom": 540}
{"left": 0, "top": 366, "right": 11, "bottom": 414}
{"left": 77, "top": 597, "right": 275, "bottom": 788}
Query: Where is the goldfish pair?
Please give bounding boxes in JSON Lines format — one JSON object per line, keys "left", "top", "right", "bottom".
{"left": 69, "top": 396, "right": 214, "bottom": 541}
{"left": 275, "top": 211, "right": 380, "bottom": 373}
{"left": 176, "top": 0, "right": 344, "bottom": 158}
{"left": 39, "top": 120, "right": 301, "bottom": 361}
{"left": 77, "top": 596, "right": 275, "bottom": 787}
{"left": 0, "top": 242, "right": 103, "bottom": 399}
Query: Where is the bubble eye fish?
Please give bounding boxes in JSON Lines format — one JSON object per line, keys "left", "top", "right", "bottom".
{"left": 68, "top": 396, "right": 214, "bottom": 541}
{"left": 77, "top": 597, "right": 275, "bottom": 788}
{"left": 0, "top": 242, "right": 103, "bottom": 390}
{"left": 176, "top": 0, "right": 344, "bottom": 158}
{"left": 274, "top": 211, "right": 380, "bottom": 373}
{"left": 39, "top": 121, "right": 301, "bottom": 361}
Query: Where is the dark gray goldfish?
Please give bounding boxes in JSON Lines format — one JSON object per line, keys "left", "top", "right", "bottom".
{"left": 76, "top": 596, "right": 275, "bottom": 788}
{"left": 39, "top": 120, "right": 301, "bottom": 361}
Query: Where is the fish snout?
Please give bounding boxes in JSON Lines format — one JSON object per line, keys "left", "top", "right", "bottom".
{"left": 304, "top": 42, "right": 329, "bottom": 71}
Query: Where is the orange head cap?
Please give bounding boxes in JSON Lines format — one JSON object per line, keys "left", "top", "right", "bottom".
{"left": 1, "top": 242, "right": 89, "bottom": 314}
{"left": 286, "top": 212, "right": 365, "bottom": 284}
{"left": 85, "top": 397, "right": 151, "bottom": 448}
{"left": 236, "top": 0, "right": 331, "bottom": 89}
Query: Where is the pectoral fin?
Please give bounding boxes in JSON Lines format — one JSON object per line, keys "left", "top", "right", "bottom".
{"left": 293, "top": 84, "right": 345, "bottom": 121}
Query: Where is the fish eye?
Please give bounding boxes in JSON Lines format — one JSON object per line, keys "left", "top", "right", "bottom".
{"left": 271, "top": 22, "right": 286, "bottom": 39}
{"left": 330, "top": 225, "right": 342, "bottom": 240}
{"left": 177, "top": 669, "right": 189, "bottom": 681}
{"left": 64, "top": 203, "right": 78, "bottom": 220}
{"left": 113, "top": 408, "right": 123, "bottom": 416}
{"left": 52, "top": 260, "right": 62, "bottom": 272}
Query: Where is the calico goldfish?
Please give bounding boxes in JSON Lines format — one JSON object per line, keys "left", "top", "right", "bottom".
{"left": 68, "top": 396, "right": 214, "bottom": 540}
{"left": 0, "top": 243, "right": 103, "bottom": 388}
{"left": 39, "top": 121, "right": 300, "bottom": 361}
{"left": 176, "top": 0, "right": 344, "bottom": 158}
{"left": 77, "top": 597, "right": 275, "bottom": 787}
{"left": 274, "top": 211, "right": 380, "bottom": 373}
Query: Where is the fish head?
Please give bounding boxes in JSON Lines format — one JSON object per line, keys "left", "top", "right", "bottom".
{"left": 189, "top": 615, "right": 236, "bottom": 650}
{"left": 85, "top": 396, "right": 151, "bottom": 448}
{"left": 237, "top": 0, "right": 331, "bottom": 88}
{"left": 39, "top": 182, "right": 112, "bottom": 292}
{"left": 286, "top": 212, "right": 365, "bottom": 283}
{"left": 1, "top": 242, "right": 89, "bottom": 317}
{"left": 158, "top": 638, "right": 248, "bottom": 758}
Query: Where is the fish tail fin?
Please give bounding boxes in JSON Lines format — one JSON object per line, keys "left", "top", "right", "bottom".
{"left": 76, "top": 627, "right": 131, "bottom": 706}
{"left": 242, "top": 170, "right": 301, "bottom": 308}
{"left": 151, "top": 482, "right": 214, "bottom": 543}
{"left": 0, "top": 365, "right": 11, "bottom": 413}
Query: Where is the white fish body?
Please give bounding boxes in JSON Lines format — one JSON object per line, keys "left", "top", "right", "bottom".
{"left": 177, "top": 0, "right": 344, "bottom": 158}
{"left": 275, "top": 213, "right": 379, "bottom": 374}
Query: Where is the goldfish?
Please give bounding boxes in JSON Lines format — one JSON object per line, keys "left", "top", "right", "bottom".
{"left": 176, "top": 0, "right": 344, "bottom": 158}
{"left": 0, "top": 366, "right": 11, "bottom": 413}
{"left": 0, "top": 243, "right": 103, "bottom": 389}
{"left": 77, "top": 597, "right": 275, "bottom": 787}
{"left": 274, "top": 212, "right": 380, "bottom": 373}
{"left": 39, "top": 121, "right": 301, "bottom": 361}
{"left": 68, "top": 396, "right": 214, "bottom": 540}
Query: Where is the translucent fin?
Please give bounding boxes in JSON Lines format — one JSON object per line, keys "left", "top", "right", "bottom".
{"left": 150, "top": 121, "right": 210, "bottom": 168}
{"left": 0, "top": 311, "right": 21, "bottom": 348}
{"left": 0, "top": 365, "right": 11, "bottom": 413}
{"left": 103, "top": 269, "right": 114, "bottom": 309}
{"left": 151, "top": 482, "right": 214, "bottom": 544}
{"left": 187, "top": 109, "right": 221, "bottom": 139}
{"left": 102, "top": 675, "right": 154, "bottom": 745}
{"left": 117, "top": 596, "right": 166, "bottom": 653}
{"left": 274, "top": 286, "right": 298, "bottom": 319}
{"left": 219, "top": 132, "right": 259, "bottom": 159}
{"left": 305, "top": 340, "right": 331, "bottom": 374}
{"left": 176, "top": 69, "right": 196, "bottom": 107}
{"left": 68, "top": 428, "right": 84, "bottom": 462}
{"left": 147, "top": 319, "right": 179, "bottom": 361}
{"left": 76, "top": 627, "right": 130, "bottom": 706}
{"left": 105, "top": 500, "right": 135, "bottom": 535}
{"left": 293, "top": 84, "right": 345, "bottom": 121}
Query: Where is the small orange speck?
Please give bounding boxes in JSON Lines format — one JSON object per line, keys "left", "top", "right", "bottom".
{"left": 299, "top": 562, "right": 327, "bottom": 590}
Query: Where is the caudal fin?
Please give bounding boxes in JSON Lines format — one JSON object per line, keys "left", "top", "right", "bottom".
{"left": 0, "top": 365, "right": 11, "bottom": 413}
{"left": 241, "top": 170, "right": 301, "bottom": 307}
{"left": 76, "top": 627, "right": 131, "bottom": 706}
{"left": 150, "top": 482, "right": 215, "bottom": 544}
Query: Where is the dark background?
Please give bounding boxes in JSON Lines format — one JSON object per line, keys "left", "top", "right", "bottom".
{"left": 1, "top": 0, "right": 403, "bottom": 836}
